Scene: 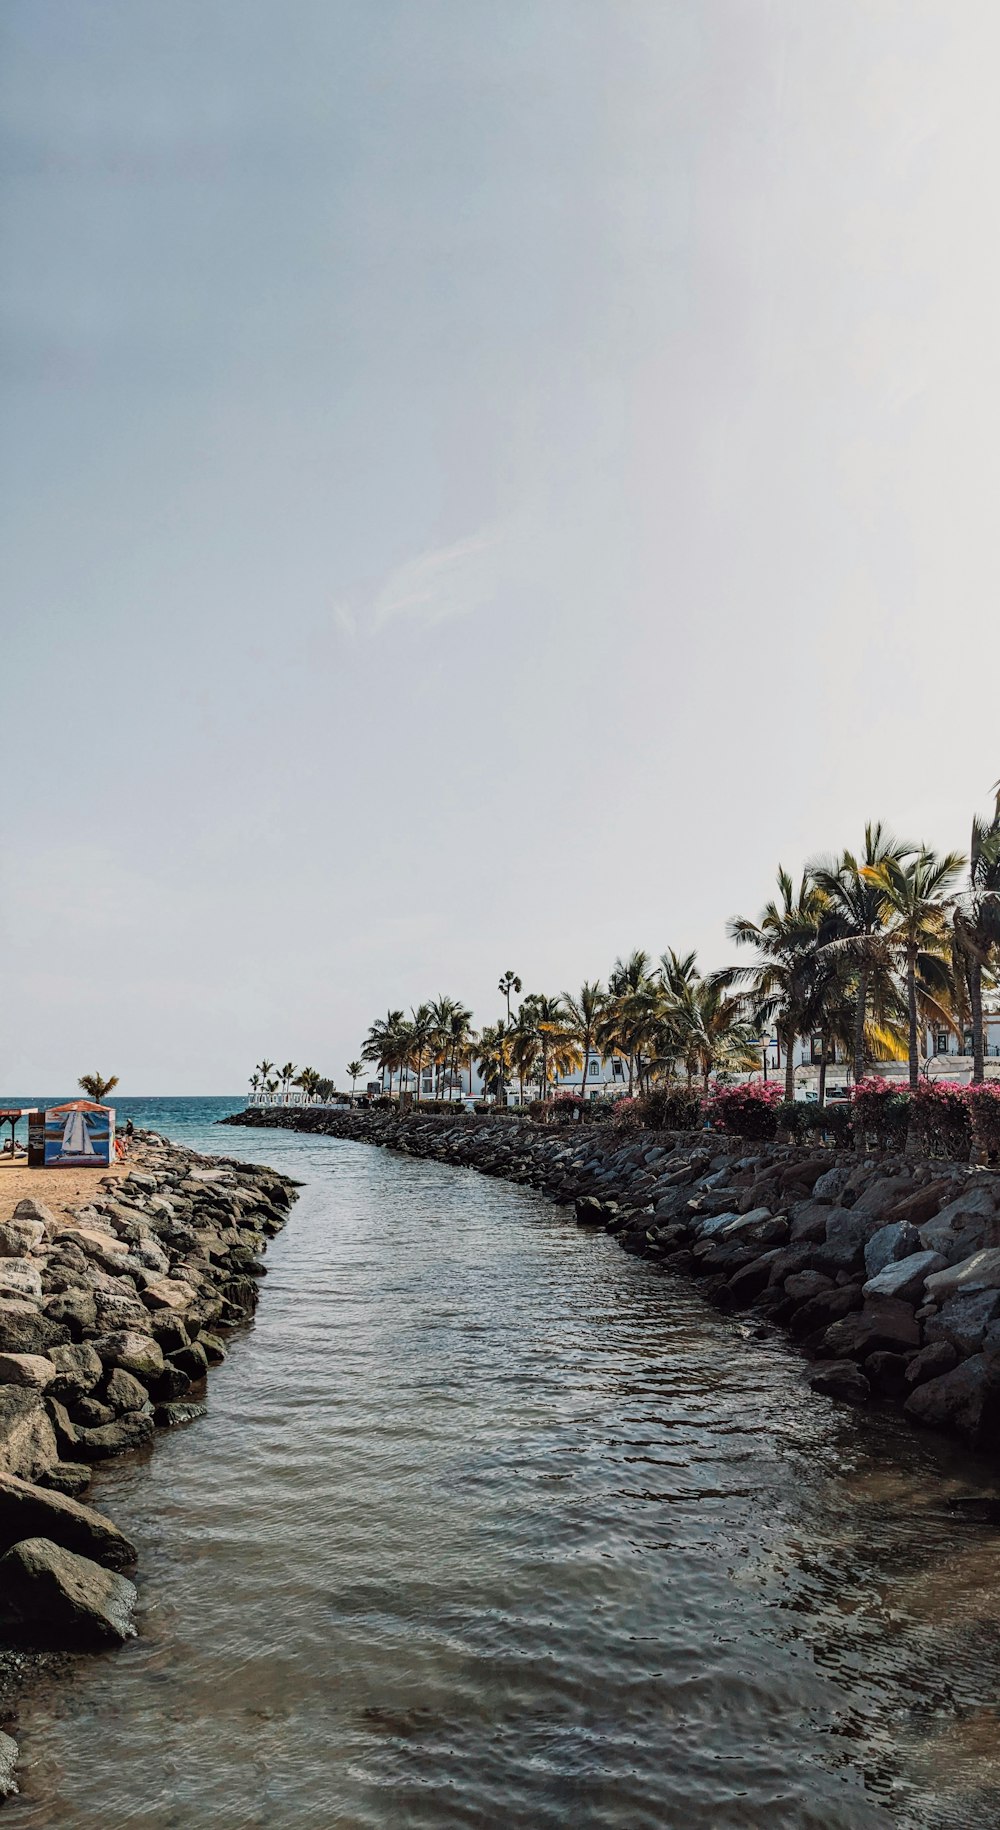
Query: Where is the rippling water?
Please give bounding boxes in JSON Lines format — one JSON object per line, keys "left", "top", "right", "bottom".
{"left": 6, "top": 1116, "right": 1000, "bottom": 1828}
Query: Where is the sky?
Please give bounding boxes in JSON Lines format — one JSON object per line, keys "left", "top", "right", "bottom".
{"left": 2, "top": 0, "right": 1000, "bottom": 1093}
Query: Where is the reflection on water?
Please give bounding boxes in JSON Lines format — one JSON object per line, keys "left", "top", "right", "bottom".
{"left": 6, "top": 1125, "right": 1000, "bottom": 1829}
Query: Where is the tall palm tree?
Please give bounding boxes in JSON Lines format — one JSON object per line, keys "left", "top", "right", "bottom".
{"left": 597, "top": 951, "right": 656, "bottom": 1094}
{"left": 445, "top": 1004, "right": 475, "bottom": 1099}
{"left": 427, "top": 997, "right": 459, "bottom": 1098}
{"left": 346, "top": 1060, "right": 364, "bottom": 1096}
{"left": 657, "top": 956, "right": 758, "bottom": 1089}
{"left": 294, "top": 1067, "right": 321, "bottom": 1103}
{"left": 812, "top": 823, "right": 913, "bottom": 1085}
{"left": 498, "top": 971, "right": 522, "bottom": 1025}
{"left": 279, "top": 1062, "right": 297, "bottom": 1102}
{"left": 519, "top": 994, "right": 572, "bottom": 1100}
{"left": 256, "top": 1059, "right": 275, "bottom": 1091}
{"left": 407, "top": 1005, "right": 435, "bottom": 1100}
{"left": 863, "top": 847, "right": 965, "bottom": 1088}
{"left": 361, "top": 1011, "right": 405, "bottom": 1096}
{"left": 476, "top": 1022, "right": 510, "bottom": 1101}
{"left": 727, "top": 869, "right": 829, "bottom": 1102}
{"left": 561, "top": 981, "right": 606, "bottom": 1100}
{"left": 953, "top": 788, "right": 1000, "bottom": 1083}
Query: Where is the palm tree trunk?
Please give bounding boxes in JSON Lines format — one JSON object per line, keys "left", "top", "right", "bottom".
{"left": 853, "top": 963, "right": 869, "bottom": 1085}
{"left": 907, "top": 948, "right": 919, "bottom": 1090}
{"left": 818, "top": 1041, "right": 828, "bottom": 1109}
{"left": 784, "top": 1025, "right": 795, "bottom": 1103}
{"left": 972, "top": 959, "right": 985, "bottom": 1084}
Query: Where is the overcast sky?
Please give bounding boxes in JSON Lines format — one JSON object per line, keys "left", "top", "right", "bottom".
{"left": 2, "top": 1, "right": 999, "bottom": 1093}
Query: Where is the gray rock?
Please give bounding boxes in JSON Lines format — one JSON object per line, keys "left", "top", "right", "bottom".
{"left": 812, "top": 1165, "right": 853, "bottom": 1203}
{"left": 12, "top": 1198, "right": 58, "bottom": 1231}
{"left": 905, "top": 1341, "right": 959, "bottom": 1386}
{"left": 0, "top": 1731, "right": 18, "bottom": 1799}
{"left": 0, "top": 1219, "right": 45, "bottom": 1257}
{"left": 43, "top": 1290, "right": 96, "bottom": 1339}
{"left": 76, "top": 1411, "right": 155, "bottom": 1462}
{"left": 904, "top": 1354, "right": 1000, "bottom": 1448}
{"left": 862, "top": 1251, "right": 947, "bottom": 1305}
{"left": 854, "top": 1176, "right": 921, "bottom": 1219}
{"left": 918, "top": 1187, "right": 999, "bottom": 1261}
{"left": 0, "top": 1536, "right": 137, "bottom": 1646}
{"left": 154, "top": 1401, "right": 207, "bottom": 1428}
{"left": 820, "top": 1209, "right": 873, "bottom": 1272}
{"left": 925, "top": 1249, "right": 1000, "bottom": 1302}
{"left": 48, "top": 1342, "right": 103, "bottom": 1401}
{"left": 90, "top": 1330, "right": 164, "bottom": 1381}
{"left": 0, "top": 1386, "right": 57, "bottom": 1479}
{"left": 924, "top": 1289, "right": 1000, "bottom": 1357}
{"left": 104, "top": 1367, "right": 148, "bottom": 1414}
{"left": 809, "top": 1362, "right": 871, "bottom": 1403}
{"left": 39, "top": 1461, "right": 91, "bottom": 1499}
{"left": 0, "top": 1353, "right": 54, "bottom": 1390}
{"left": 864, "top": 1221, "right": 922, "bottom": 1280}
{"left": 784, "top": 1269, "right": 833, "bottom": 1303}
{"left": 823, "top": 1299, "right": 921, "bottom": 1360}
{"left": 0, "top": 1471, "right": 136, "bottom": 1568}
{"left": 0, "top": 1261, "right": 43, "bottom": 1301}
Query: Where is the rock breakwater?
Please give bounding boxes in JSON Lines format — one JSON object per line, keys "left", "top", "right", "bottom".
{"left": 0, "top": 1131, "right": 297, "bottom": 1798}
{"left": 228, "top": 1105, "right": 1000, "bottom": 1456}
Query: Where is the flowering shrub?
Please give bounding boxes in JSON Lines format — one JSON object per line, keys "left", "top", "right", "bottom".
{"left": 968, "top": 1083, "right": 1000, "bottom": 1164}
{"left": 609, "top": 1096, "right": 641, "bottom": 1133}
{"left": 706, "top": 1080, "right": 783, "bottom": 1140}
{"left": 638, "top": 1085, "right": 705, "bottom": 1132}
{"left": 909, "top": 1082, "right": 972, "bottom": 1159}
{"left": 851, "top": 1077, "right": 911, "bottom": 1151}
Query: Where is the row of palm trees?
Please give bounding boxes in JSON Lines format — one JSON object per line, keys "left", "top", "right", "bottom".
{"left": 248, "top": 1061, "right": 368, "bottom": 1102}
{"left": 358, "top": 784, "right": 1000, "bottom": 1107}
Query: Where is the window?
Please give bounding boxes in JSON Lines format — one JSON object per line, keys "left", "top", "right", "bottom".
{"left": 589, "top": 1059, "right": 599, "bottom": 1076}
{"left": 612, "top": 1059, "right": 624, "bottom": 1079}
{"left": 964, "top": 1034, "right": 974, "bottom": 1055}
{"left": 935, "top": 1032, "right": 949, "bottom": 1055}
{"left": 810, "top": 1034, "right": 824, "bottom": 1064}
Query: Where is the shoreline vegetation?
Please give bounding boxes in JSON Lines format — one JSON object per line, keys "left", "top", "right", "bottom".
{"left": 249, "top": 791, "right": 1000, "bottom": 1121}
{"left": 227, "top": 1102, "right": 1000, "bottom": 1462}
{"left": 0, "top": 1133, "right": 297, "bottom": 1802}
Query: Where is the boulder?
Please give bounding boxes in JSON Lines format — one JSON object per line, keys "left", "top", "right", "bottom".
{"left": 76, "top": 1411, "right": 155, "bottom": 1462}
{"left": 104, "top": 1368, "right": 148, "bottom": 1414}
{"left": 812, "top": 1165, "right": 853, "bottom": 1204}
{"left": 864, "top": 1350, "right": 911, "bottom": 1397}
{"left": 91, "top": 1331, "right": 164, "bottom": 1381}
{"left": 925, "top": 1250, "right": 1000, "bottom": 1302}
{"left": 809, "top": 1362, "right": 871, "bottom": 1403}
{"left": 141, "top": 1278, "right": 198, "bottom": 1313}
{"left": 574, "top": 1197, "right": 609, "bottom": 1227}
{"left": 154, "top": 1401, "right": 207, "bottom": 1428}
{"left": 854, "top": 1176, "right": 921, "bottom": 1220}
{"left": 48, "top": 1342, "right": 104, "bottom": 1401}
{"left": 0, "top": 1537, "right": 136, "bottom": 1646}
{"left": 904, "top": 1354, "right": 1000, "bottom": 1448}
{"left": 788, "top": 1202, "right": 831, "bottom": 1244}
{"left": 821, "top": 1210, "right": 872, "bottom": 1272}
{"left": 170, "top": 1341, "right": 208, "bottom": 1382}
{"left": 0, "top": 1354, "right": 54, "bottom": 1391}
{"left": 822, "top": 1299, "right": 920, "bottom": 1360}
{"left": 12, "top": 1198, "right": 58, "bottom": 1231}
{"left": 924, "top": 1289, "right": 1000, "bottom": 1357}
{"left": 919, "top": 1187, "right": 999, "bottom": 1262}
{"left": 788, "top": 1283, "right": 864, "bottom": 1339}
{"left": 784, "top": 1269, "right": 834, "bottom": 1303}
{"left": 40, "top": 1462, "right": 91, "bottom": 1499}
{"left": 43, "top": 1291, "right": 96, "bottom": 1339}
{"left": 884, "top": 1178, "right": 957, "bottom": 1229}
{"left": 0, "top": 1261, "right": 43, "bottom": 1302}
{"left": 0, "top": 1471, "right": 136, "bottom": 1568}
{"left": 93, "top": 1289, "right": 148, "bottom": 1331}
{"left": 0, "top": 1219, "right": 45, "bottom": 1257}
{"left": 862, "top": 1251, "right": 947, "bottom": 1305}
{"left": 0, "top": 1386, "right": 57, "bottom": 1479}
{"left": 905, "top": 1341, "right": 959, "bottom": 1386}
{"left": 0, "top": 1732, "right": 17, "bottom": 1799}
{"left": 864, "top": 1221, "right": 923, "bottom": 1280}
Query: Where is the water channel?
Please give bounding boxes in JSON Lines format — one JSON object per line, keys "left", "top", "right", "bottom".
{"left": 7, "top": 1117, "right": 1000, "bottom": 1828}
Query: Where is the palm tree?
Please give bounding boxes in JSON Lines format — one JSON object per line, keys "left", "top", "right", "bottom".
{"left": 953, "top": 788, "right": 1000, "bottom": 1083}
{"left": 446, "top": 1004, "right": 475, "bottom": 1099}
{"left": 516, "top": 994, "right": 572, "bottom": 1100}
{"left": 657, "top": 955, "right": 759, "bottom": 1089}
{"left": 597, "top": 951, "right": 656, "bottom": 1094}
{"left": 256, "top": 1059, "right": 275, "bottom": 1092}
{"left": 279, "top": 1062, "right": 297, "bottom": 1103}
{"left": 863, "top": 847, "right": 965, "bottom": 1088}
{"left": 78, "top": 1072, "right": 119, "bottom": 1103}
{"left": 362, "top": 1011, "right": 405, "bottom": 1096}
{"left": 249, "top": 1072, "right": 261, "bottom": 1098}
{"left": 294, "top": 1067, "right": 321, "bottom": 1103}
{"left": 499, "top": 971, "right": 522, "bottom": 1024}
{"left": 727, "top": 869, "right": 829, "bottom": 1102}
{"left": 407, "top": 1005, "right": 435, "bottom": 1100}
{"left": 476, "top": 1022, "right": 510, "bottom": 1102}
{"left": 562, "top": 980, "right": 606, "bottom": 1100}
{"left": 509, "top": 1003, "right": 541, "bottom": 1102}
{"left": 347, "top": 1060, "right": 364, "bottom": 1096}
{"left": 812, "top": 823, "right": 913, "bottom": 1085}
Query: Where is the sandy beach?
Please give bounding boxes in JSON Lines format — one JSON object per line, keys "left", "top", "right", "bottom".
{"left": 0, "top": 1157, "right": 127, "bottom": 1224}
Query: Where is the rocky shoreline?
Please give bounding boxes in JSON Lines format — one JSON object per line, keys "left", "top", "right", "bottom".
{"left": 0, "top": 1131, "right": 298, "bottom": 1802}
{"left": 227, "top": 1105, "right": 1000, "bottom": 1455}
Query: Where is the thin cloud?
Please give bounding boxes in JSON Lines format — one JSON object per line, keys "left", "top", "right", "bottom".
{"left": 340, "top": 528, "right": 501, "bottom": 636}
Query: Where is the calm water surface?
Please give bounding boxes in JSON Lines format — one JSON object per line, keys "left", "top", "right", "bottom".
{"left": 6, "top": 1102, "right": 1000, "bottom": 1828}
